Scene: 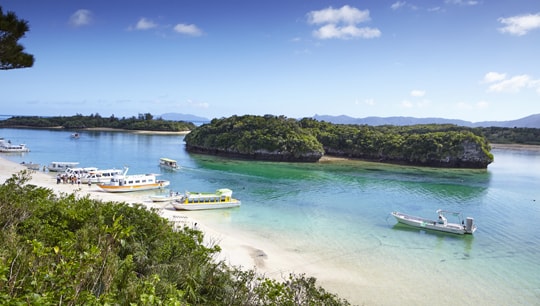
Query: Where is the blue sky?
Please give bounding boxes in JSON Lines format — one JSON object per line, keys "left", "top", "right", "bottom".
{"left": 1, "top": 0, "right": 540, "bottom": 122}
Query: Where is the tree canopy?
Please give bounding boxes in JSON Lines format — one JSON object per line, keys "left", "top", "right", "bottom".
{"left": 0, "top": 6, "right": 34, "bottom": 70}
{"left": 185, "top": 115, "right": 494, "bottom": 168}
{"left": 0, "top": 171, "right": 351, "bottom": 305}
{"left": 0, "top": 113, "right": 196, "bottom": 132}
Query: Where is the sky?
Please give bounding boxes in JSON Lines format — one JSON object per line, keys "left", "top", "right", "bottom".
{"left": 1, "top": 0, "right": 540, "bottom": 122}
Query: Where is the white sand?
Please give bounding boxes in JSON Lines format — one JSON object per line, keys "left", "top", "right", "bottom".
{"left": 0, "top": 157, "right": 356, "bottom": 302}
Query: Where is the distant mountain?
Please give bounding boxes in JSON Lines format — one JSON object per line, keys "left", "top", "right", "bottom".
{"left": 159, "top": 113, "right": 209, "bottom": 123}
{"left": 312, "top": 114, "right": 540, "bottom": 129}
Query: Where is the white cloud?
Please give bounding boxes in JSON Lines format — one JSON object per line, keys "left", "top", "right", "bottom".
{"left": 391, "top": 2, "right": 406, "bottom": 10}
{"left": 135, "top": 18, "right": 157, "bottom": 30}
{"left": 69, "top": 9, "right": 92, "bottom": 27}
{"left": 307, "top": 5, "right": 370, "bottom": 25}
{"left": 307, "top": 5, "right": 381, "bottom": 40}
{"left": 313, "top": 24, "right": 381, "bottom": 39}
{"left": 174, "top": 24, "right": 203, "bottom": 36}
{"left": 483, "top": 72, "right": 506, "bottom": 83}
{"left": 487, "top": 74, "right": 538, "bottom": 93}
{"left": 498, "top": 13, "right": 540, "bottom": 36}
{"left": 410, "top": 90, "right": 426, "bottom": 97}
{"left": 457, "top": 101, "right": 489, "bottom": 110}
{"left": 401, "top": 100, "right": 413, "bottom": 108}
{"left": 445, "top": 0, "right": 479, "bottom": 6}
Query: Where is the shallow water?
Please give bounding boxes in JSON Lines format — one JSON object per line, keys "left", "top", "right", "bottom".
{"left": 2, "top": 128, "right": 539, "bottom": 305}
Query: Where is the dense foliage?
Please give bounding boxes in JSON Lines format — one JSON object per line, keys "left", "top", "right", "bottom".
{"left": 0, "top": 113, "right": 196, "bottom": 132}
{"left": 0, "top": 171, "right": 351, "bottom": 305}
{"left": 185, "top": 115, "right": 325, "bottom": 162}
{"left": 0, "top": 6, "right": 34, "bottom": 70}
{"left": 300, "top": 119, "right": 493, "bottom": 168}
{"left": 185, "top": 115, "right": 493, "bottom": 168}
{"left": 477, "top": 126, "right": 540, "bottom": 145}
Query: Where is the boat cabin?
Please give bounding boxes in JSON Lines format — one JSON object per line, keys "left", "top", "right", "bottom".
{"left": 159, "top": 158, "right": 180, "bottom": 169}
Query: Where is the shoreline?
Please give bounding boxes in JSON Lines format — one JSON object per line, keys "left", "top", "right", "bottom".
{"left": 489, "top": 142, "right": 540, "bottom": 151}
{"left": 0, "top": 156, "right": 347, "bottom": 301}
{"left": 2, "top": 126, "right": 191, "bottom": 135}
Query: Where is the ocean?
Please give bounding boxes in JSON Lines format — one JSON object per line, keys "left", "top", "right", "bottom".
{"left": 1, "top": 127, "right": 539, "bottom": 305}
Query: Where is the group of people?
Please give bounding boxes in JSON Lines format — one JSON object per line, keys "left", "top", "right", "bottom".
{"left": 56, "top": 172, "right": 86, "bottom": 186}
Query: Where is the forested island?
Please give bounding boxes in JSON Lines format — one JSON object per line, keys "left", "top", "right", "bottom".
{"left": 5, "top": 113, "right": 540, "bottom": 168}
{"left": 0, "top": 113, "right": 196, "bottom": 132}
{"left": 185, "top": 115, "right": 494, "bottom": 169}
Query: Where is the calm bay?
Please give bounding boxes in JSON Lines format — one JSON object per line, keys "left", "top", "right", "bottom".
{"left": 1, "top": 127, "right": 539, "bottom": 305}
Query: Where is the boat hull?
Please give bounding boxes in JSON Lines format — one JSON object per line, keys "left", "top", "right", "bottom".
{"left": 171, "top": 200, "right": 241, "bottom": 211}
{"left": 149, "top": 194, "right": 183, "bottom": 202}
{"left": 391, "top": 211, "right": 476, "bottom": 235}
{"left": 97, "top": 180, "right": 170, "bottom": 193}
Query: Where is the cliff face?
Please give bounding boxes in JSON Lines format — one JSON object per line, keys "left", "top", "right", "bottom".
{"left": 185, "top": 145, "right": 323, "bottom": 162}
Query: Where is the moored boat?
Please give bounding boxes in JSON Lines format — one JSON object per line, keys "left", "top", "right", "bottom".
{"left": 81, "top": 168, "right": 125, "bottom": 184}
{"left": 170, "top": 188, "right": 241, "bottom": 210}
{"left": 391, "top": 209, "right": 476, "bottom": 235}
{"left": 159, "top": 157, "right": 180, "bottom": 170}
{"left": 0, "top": 138, "right": 30, "bottom": 153}
{"left": 96, "top": 168, "right": 170, "bottom": 193}
{"left": 20, "top": 161, "right": 40, "bottom": 170}
{"left": 149, "top": 191, "right": 183, "bottom": 202}
{"left": 48, "top": 161, "right": 80, "bottom": 172}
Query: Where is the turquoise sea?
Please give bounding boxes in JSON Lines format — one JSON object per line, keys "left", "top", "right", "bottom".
{"left": 1, "top": 127, "right": 539, "bottom": 305}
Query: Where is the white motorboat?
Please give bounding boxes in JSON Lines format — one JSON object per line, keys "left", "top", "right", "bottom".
{"left": 149, "top": 191, "right": 184, "bottom": 202}
{"left": 391, "top": 209, "right": 476, "bottom": 235}
{"left": 0, "top": 138, "right": 30, "bottom": 153}
{"left": 48, "top": 161, "right": 80, "bottom": 172}
{"left": 81, "top": 168, "right": 125, "bottom": 184}
{"left": 20, "top": 161, "right": 40, "bottom": 170}
{"left": 159, "top": 157, "right": 180, "bottom": 170}
{"left": 96, "top": 168, "right": 170, "bottom": 193}
{"left": 170, "top": 188, "right": 241, "bottom": 210}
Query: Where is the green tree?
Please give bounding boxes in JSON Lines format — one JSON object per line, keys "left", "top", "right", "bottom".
{"left": 0, "top": 6, "right": 34, "bottom": 70}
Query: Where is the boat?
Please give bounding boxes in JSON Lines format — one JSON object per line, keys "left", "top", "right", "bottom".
{"left": 391, "top": 210, "right": 476, "bottom": 235}
{"left": 64, "top": 167, "right": 99, "bottom": 177}
{"left": 159, "top": 157, "right": 180, "bottom": 170}
{"left": 149, "top": 191, "right": 184, "bottom": 202}
{"left": 96, "top": 168, "right": 170, "bottom": 193}
{"left": 70, "top": 133, "right": 80, "bottom": 139}
{"left": 81, "top": 168, "right": 125, "bottom": 184}
{"left": 48, "top": 161, "right": 80, "bottom": 172}
{"left": 20, "top": 161, "right": 40, "bottom": 170}
{"left": 0, "top": 138, "right": 30, "bottom": 153}
{"left": 170, "top": 188, "right": 241, "bottom": 210}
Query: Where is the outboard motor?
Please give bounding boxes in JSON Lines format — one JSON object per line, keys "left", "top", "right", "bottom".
{"left": 465, "top": 217, "right": 474, "bottom": 233}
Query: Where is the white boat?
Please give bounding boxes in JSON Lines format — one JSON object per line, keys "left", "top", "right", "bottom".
{"left": 70, "top": 133, "right": 80, "bottom": 139}
{"left": 159, "top": 157, "right": 180, "bottom": 170}
{"left": 0, "top": 138, "right": 30, "bottom": 153}
{"left": 64, "top": 167, "right": 99, "bottom": 177}
{"left": 391, "top": 210, "right": 476, "bottom": 235}
{"left": 96, "top": 168, "right": 170, "bottom": 193}
{"left": 170, "top": 188, "right": 241, "bottom": 210}
{"left": 48, "top": 161, "right": 80, "bottom": 172}
{"left": 149, "top": 191, "right": 184, "bottom": 202}
{"left": 20, "top": 161, "right": 40, "bottom": 170}
{"left": 81, "top": 168, "right": 125, "bottom": 184}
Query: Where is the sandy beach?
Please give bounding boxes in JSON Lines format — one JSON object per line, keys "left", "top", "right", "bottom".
{"left": 0, "top": 156, "right": 349, "bottom": 301}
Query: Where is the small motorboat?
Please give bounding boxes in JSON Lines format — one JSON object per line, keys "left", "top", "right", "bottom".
{"left": 391, "top": 209, "right": 476, "bottom": 235}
